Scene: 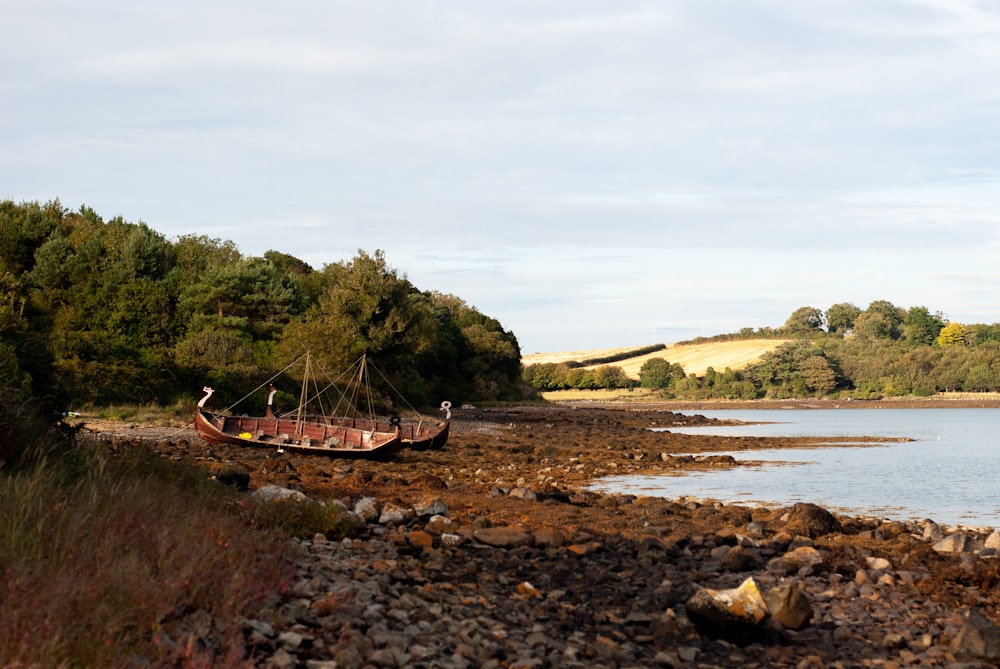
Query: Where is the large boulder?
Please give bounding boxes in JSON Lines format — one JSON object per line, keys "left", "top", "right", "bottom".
{"left": 784, "top": 503, "right": 842, "bottom": 538}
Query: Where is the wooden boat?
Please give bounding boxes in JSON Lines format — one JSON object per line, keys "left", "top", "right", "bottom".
{"left": 193, "top": 356, "right": 402, "bottom": 460}
{"left": 299, "top": 354, "right": 452, "bottom": 451}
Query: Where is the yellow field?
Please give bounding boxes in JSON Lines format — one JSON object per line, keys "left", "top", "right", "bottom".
{"left": 522, "top": 339, "right": 787, "bottom": 379}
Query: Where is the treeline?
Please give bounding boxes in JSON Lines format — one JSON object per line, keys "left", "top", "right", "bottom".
{"left": 524, "top": 300, "right": 1000, "bottom": 399}
{"left": 0, "top": 199, "right": 527, "bottom": 416}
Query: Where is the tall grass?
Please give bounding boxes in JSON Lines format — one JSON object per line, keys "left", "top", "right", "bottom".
{"left": 0, "top": 411, "right": 300, "bottom": 667}
{"left": 85, "top": 398, "right": 198, "bottom": 426}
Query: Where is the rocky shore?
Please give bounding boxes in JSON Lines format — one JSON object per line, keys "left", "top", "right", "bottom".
{"left": 81, "top": 403, "right": 1000, "bottom": 667}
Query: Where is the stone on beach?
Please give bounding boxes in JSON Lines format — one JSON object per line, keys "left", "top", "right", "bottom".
{"left": 783, "top": 502, "right": 843, "bottom": 538}
{"left": 952, "top": 607, "right": 1000, "bottom": 662}
{"left": 685, "top": 577, "right": 769, "bottom": 644}
{"left": 764, "top": 583, "right": 813, "bottom": 630}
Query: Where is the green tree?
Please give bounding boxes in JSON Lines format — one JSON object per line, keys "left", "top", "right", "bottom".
{"left": 861, "top": 300, "right": 905, "bottom": 339}
{"left": 852, "top": 312, "right": 896, "bottom": 341}
{"left": 825, "top": 302, "right": 861, "bottom": 335}
{"left": 800, "top": 355, "right": 837, "bottom": 395}
{"left": 178, "top": 257, "right": 301, "bottom": 340}
{"left": 638, "top": 358, "right": 684, "bottom": 389}
{"left": 903, "top": 306, "right": 945, "bottom": 347}
{"left": 782, "top": 306, "right": 825, "bottom": 335}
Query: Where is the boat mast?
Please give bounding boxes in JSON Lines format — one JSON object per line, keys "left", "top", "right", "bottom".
{"left": 295, "top": 351, "right": 310, "bottom": 437}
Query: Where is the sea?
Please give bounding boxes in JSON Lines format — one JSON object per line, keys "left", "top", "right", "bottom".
{"left": 588, "top": 408, "right": 1000, "bottom": 528}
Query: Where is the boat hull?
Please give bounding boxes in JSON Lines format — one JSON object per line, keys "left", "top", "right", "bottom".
{"left": 194, "top": 409, "right": 402, "bottom": 461}
{"left": 322, "top": 416, "right": 450, "bottom": 450}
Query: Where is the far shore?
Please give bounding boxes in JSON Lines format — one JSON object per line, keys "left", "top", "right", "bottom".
{"left": 541, "top": 389, "right": 1000, "bottom": 409}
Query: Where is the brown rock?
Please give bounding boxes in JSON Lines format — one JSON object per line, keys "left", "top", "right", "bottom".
{"left": 764, "top": 584, "right": 813, "bottom": 630}
{"left": 952, "top": 607, "right": 1000, "bottom": 662}
{"left": 720, "top": 545, "right": 763, "bottom": 572}
{"left": 406, "top": 530, "right": 435, "bottom": 550}
{"left": 533, "top": 526, "right": 566, "bottom": 548}
{"left": 784, "top": 503, "right": 842, "bottom": 538}
{"left": 471, "top": 526, "right": 534, "bottom": 548}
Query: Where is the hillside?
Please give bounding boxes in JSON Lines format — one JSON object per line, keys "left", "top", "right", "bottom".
{"left": 522, "top": 339, "right": 787, "bottom": 379}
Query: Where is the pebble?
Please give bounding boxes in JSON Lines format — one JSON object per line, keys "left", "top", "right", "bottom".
{"left": 149, "top": 491, "right": 1000, "bottom": 668}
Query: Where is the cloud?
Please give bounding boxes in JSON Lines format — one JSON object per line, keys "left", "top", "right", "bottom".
{"left": 4, "top": 0, "right": 1000, "bottom": 352}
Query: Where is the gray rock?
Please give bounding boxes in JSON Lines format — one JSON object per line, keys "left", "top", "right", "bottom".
{"left": 934, "top": 533, "right": 979, "bottom": 553}
{"left": 378, "top": 502, "right": 413, "bottom": 525}
{"left": 353, "top": 496, "right": 380, "bottom": 522}
{"left": 252, "top": 485, "right": 307, "bottom": 503}
{"left": 952, "top": 608, "right": 1000, "bottom": 662}
{"left": 413, "top": 495, "right": 448, "bottom": 517}
{"left": 922, "top": 521, "right": 945, "bottom": 542}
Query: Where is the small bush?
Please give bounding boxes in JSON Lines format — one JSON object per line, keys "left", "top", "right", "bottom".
{"left": 241, "top": 495, "right": 364, "bottom": 540}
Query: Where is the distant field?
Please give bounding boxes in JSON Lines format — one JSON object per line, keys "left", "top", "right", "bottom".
{"left": 522, "top": 339, "right": 787, "bottom": 379}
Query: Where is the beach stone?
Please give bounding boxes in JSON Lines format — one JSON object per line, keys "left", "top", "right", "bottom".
{"left": 353, "top": 496, "right": 380, "bottom": 522}
{"left": 533, "top": 526, "right": 566, "bottom": 548}
{"left": 252, "top": 485, "right": 307, "bottom": 503}
{"left": 952, "top": 608, "right": 1000, "bottom": 662}
{"left": 765, "top": 584, "right": 813, "bottom": 630}
{"left": 768, "top": 546, "right": 825, "bottom": 575}
{"left": 440, "top": 532, "right": 463, "bottom": 547}
{"left": 472, "top": 526, "right": 534, "bottom": 548}
{"left": 784, "top": 503, "right": 842, "bottom": 538}
{"left": 379, "top": 502, "right": 413, "bottom": 525}
{"left": 266, "top": 648, "right": 296, "bottom": 669}
{"left": 406, "top": 530, "right": 435, "bottom": 550}
{"left": 720, "top": 545, "right": 763, "bottom": 572}
{"left": 866, "top": 556, "right": 892, "bottom": 570}
{"left": 922, "top": 521, "right": 945, "bottom": 542}
{"left": 934, "top": 533, "right": 978, "bottom": 553}
{"left": 985, "top": 531, "right": 1000, "bottom": 550}
{"left": 685, "top": 577, "right": 768, "bottom": 645}
{"left": 413, "top": 495, "right": 448, "bottom": 517}
{"left": 425, "top": 514, "right": 461, "bottom": 533}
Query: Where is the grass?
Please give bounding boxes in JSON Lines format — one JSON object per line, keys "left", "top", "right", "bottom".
{"left": 83, "top": 399, "right": 197, "bottom": 426}
{"left": 0, "top": 402, "right": 360, "bottom": 668}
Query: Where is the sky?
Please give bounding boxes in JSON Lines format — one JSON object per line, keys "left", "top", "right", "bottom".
{"left": 4, "top": 1, "right": 1000, "bottom": 354}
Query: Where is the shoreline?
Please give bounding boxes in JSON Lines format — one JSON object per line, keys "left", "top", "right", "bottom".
{"left": 79, "top": 403, "right": 1000, "bottom": 666}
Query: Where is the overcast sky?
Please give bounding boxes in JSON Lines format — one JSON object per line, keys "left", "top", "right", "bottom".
{"left": 4, "top": 1, "right": 1000, "bottom": 353}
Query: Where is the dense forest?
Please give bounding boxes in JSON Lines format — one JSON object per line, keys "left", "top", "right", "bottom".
{"left": 0, "top": 199, "right": 528, "bottom": 418}
{"left": 524, "top": 302, "right": 1000, "bottom": 400}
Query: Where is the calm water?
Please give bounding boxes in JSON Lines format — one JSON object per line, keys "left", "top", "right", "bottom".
{"left": 589, "top": 408, "right": 1000, "bottom": 528}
